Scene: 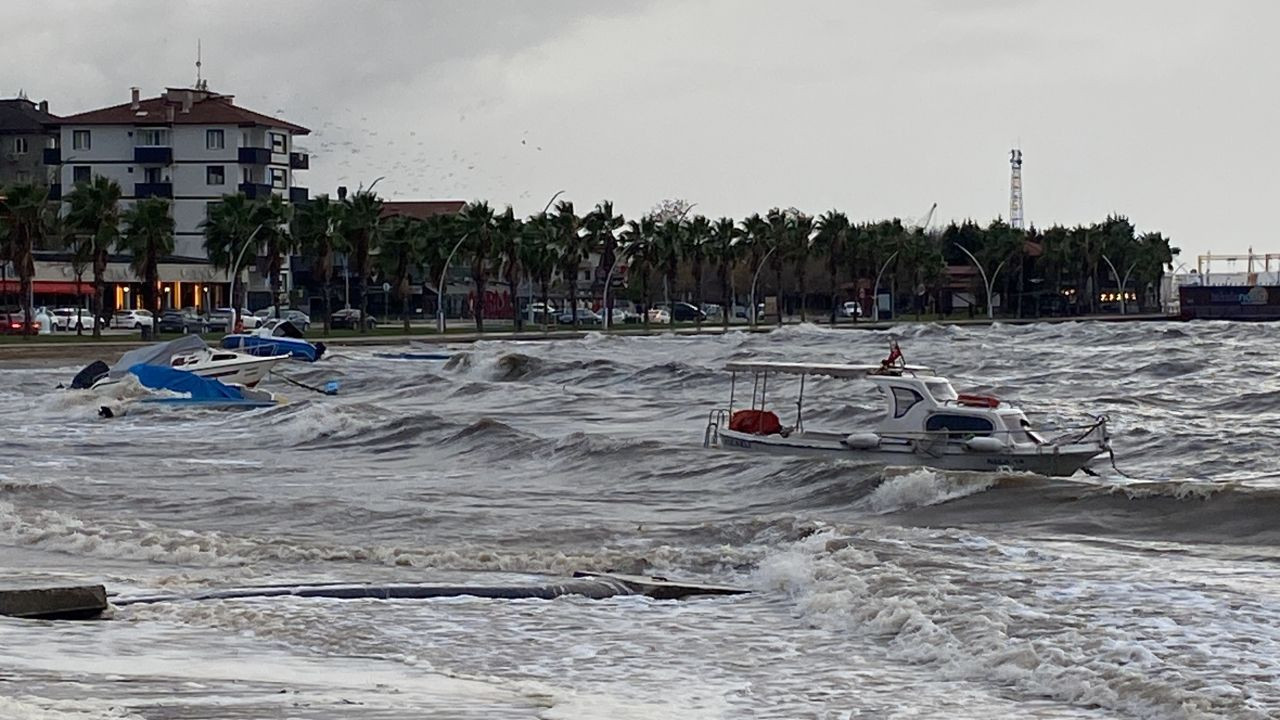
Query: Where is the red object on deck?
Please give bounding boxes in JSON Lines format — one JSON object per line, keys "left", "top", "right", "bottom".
{"left": 729, "top": 409, "right": 783, "bottom": 435}
{"left": 957, "top": 394, "right": 1000, "bottom": 408}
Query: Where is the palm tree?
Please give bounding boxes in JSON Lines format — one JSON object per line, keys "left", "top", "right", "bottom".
{"left": 764, "top": 208, "right": 790, "bottom": 326}
{"left": 652, "top": 217, "right": 686, "bottom": 329}
{"left": 583, "top": 200, "right": 624, "bottom": 321}
{"left": 44, "top": 209, "right": 89, "bottom": 334}
{"left": 814, "top": 210, "right": 850, "bottom": 325}
{"left": 621, "top": 216, "right": 658, "bottom": 331}
{"left": 705, "top": 217, "right": 740, "bottom": 331}
{"left": 292, "top": 194, "right": 345, "bottom": 336}
{"left": 65, "top": 176, "right": 123, "bottom": 338}
{"left": 684, "top": 215, "right": 711, "bottom": 329}
{"left": 491, "top": 206, "right": 525, "bottom": 332}
{"left": 341, "top": 187, "right": 384, "bottom": 334}
{"left": 119, "top": 197, "right": 175, "bottom": 333}
{"left": 0, "top": 183, "right": 48, "bottom": 335}
{"left": 457, "top": 201, "right": 496, "bottom": 332}
{"left": 520, "top": 212, "right": 559, "bottom": 331}
{"left": 250, "top": 194, "right": 294, "bottom": 319}
{"left": 377, "top": 215, "right": 423, "bottom": 333}
{"left": 552, "top": 200, "right": 591, "bottom": 328}
{"left": 200, "top": 193, "right": 261, "bottom": 326}
{"left": 788, "top": 211, "right": 815, "bottom": 321}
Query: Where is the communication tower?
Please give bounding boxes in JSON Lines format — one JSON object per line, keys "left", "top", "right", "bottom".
{"left": 1009, "top": 148, "right": 1024, "bottom": 229}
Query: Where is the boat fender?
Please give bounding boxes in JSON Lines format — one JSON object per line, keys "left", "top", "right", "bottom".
{"left": 844, "top": 432, "right": 880, "bottom": 449}
{"left": 964, "top": 436, "right": 1005, "bottom": 453}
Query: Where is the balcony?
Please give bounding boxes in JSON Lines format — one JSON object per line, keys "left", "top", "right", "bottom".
{"left": 134, "top": 147, "right": 173, "bottom": 164}
{"left": 289, "top": 186, "right": 309, "bottom": 203}
{"left": 135, "top": 182, "right": 173, "bottom": 199}
{"left": 238, "top": 182, "right": 274, "bottom": 199}
{"left": 289, "top": 152, "right": 309, "bottom": 170}
{"left": 238, "top": 147, "right": 272, "bottom": 165}
{"left": 47, "top": 184, "right": 61, "bottom": 200}
{"left": 42, "top": 148, "right": 60, "bottom": 165}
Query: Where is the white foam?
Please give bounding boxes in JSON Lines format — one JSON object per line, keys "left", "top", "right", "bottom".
{"left": 865, "top": 468, "right": 999, "bottom": 513}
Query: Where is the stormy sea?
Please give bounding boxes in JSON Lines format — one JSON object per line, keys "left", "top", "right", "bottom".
{"left": 2, "top": 321, "right": 1278, "bottom": 719}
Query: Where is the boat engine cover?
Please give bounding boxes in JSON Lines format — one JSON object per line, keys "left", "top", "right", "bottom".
{"left": 70, "top": 360, "right": 110, "bottom": 390}
{"left": 964, "top": 436, "right": 1005, "bottom": 453}
{"left": 844, "top": 432, "right": 881, "bottom": 449}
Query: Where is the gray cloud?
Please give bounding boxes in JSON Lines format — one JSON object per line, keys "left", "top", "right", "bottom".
{"left": 5, "top": 0, "right": 1276, "bottom": 256}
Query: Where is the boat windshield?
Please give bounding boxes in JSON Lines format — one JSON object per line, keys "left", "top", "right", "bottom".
{"left": 925, "top": 379, "right": 958, "bottom": 402}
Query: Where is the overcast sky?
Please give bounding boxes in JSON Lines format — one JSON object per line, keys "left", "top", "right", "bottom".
{"left": 7, "top": 0, "right": 1278, "bottom": 258}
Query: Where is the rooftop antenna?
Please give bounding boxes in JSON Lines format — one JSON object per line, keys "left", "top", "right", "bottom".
{"left": 195, "top": 40, "right": 205, "bottom": 91}
{"left": 1009, "top": 147, "right": 1024, "bottom": 230}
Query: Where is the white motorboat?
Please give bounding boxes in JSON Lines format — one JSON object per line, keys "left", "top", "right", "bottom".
{"left": 703, "top": 344, "right": 1111, "bottom": 477}
{"left": 71, "top": 335, "right": 288, "bottom": 392}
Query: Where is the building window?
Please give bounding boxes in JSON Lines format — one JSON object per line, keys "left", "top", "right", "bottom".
{"left": 206, "top": 165, "right": 225, "bottom": 185}
{"left": 16, "top": 170, "right": 30, "bottom": 183}
{"left": 269, "top": 167, "right": 286, "bottom": 189}
{"left": 13, "top": 137, "right": 28, "bottom": 154}
{"left": 242, "top": 167, "right": 253, "bottom": 183}
{"left": 206, "top": 129, "right": 224, "bottom": 150}
{"left": 136, "top": 128, "right": 170, "bottom": 146}
{"left": 269, "top": 132, "right": 286, "bottom": 153}
{"left": 72, "top": 130, "right": 91, "bottom": 150}
{"left": 144, "top": 167, "right": 163, "bottom": 184}
{"left": 206, "top": 201, "right": 219, "bottom": 219}
{"left": 72, "top": 165, "right": 91, "bottom": 184}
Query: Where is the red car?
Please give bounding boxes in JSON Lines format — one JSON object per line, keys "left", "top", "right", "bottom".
{"left": 0, "top": 312, "right": 41, "bottom": 334}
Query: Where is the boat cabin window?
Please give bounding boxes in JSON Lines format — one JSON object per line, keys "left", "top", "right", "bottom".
{"left": 212, "top": 353, "right": 237, "bottom": 361}
{"left": 925, "top": 380, "right": 958, "bottom": 402}
{"left": 891, "top": 387, "right": 924, "bottom": 418}
{"left": 925, "top": 414, "right": 995, "bottom": 438}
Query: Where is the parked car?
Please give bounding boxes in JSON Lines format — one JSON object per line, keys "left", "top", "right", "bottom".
{"left": 656, "top": 302, "right": 707, "bottom": 322}
{"left": 110, "top": 309, "right": 154, "bottom": 329}
{"left": 558, "top": 308, "right": 602, "bottom": 325}
{"left": 331, "top": 308, "right": 377, "bottom": 330}
{"left": 701, "top": 303, "right": 724, "bottom": 320}
{"left": 0, "top": 311, "right": 41, "bottom": 334}
{"left": 525, "top": 302, "right": 558, "bottom": 324}
{"left": 602, "top": 307, "right": 636, "bottom": 325}
{"left": 646, "top": 307, "right": 671, "bottom": 324}
{"left": 733, "top": 303, "right": 767, "bottom": 320}
{"left": 210, "top": 308, "right": 262, "bottom": 330}
{"left": 254, "top": 307, "right": 311, "bottom": 332}
{"left": 158, "top": 310, "right": 210, "bottom": 334}
{"left": 840, "top": 301, "right": 863, "bottom": 319}
{"left": 50, "top": 308, "right": 97, "bottom": 331}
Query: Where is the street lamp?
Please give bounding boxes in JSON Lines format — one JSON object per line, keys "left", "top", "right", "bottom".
{"left": 749, "top": 245, "right": 777, "bottom": 329}
{"left": 437, "top": 232, "right": 470, "bottom": 333}
{"left": 542, "top": 190, "right": 565, "bottom": 215}
{"left": 870, "top": 251, "right": 900, "bottom": 322}
{"left": 227, "top": 223, "right": 265, "bottom": 330}
{"left": 953, "top": 244, "right": 1008, "bottom": 320}
{"left": 1101, "top": 254, "right": 1139, "bottom": 315}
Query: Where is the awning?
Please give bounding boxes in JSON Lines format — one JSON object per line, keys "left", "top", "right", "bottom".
{"left": 0, "top": 280, "right": 92, "bottom": 295}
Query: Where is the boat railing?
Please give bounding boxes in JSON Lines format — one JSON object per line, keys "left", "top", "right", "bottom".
{"left": 703, "top": 409, "right": 726, "bottom": 448}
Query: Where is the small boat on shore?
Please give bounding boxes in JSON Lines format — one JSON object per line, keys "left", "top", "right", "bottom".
{"left": 703, "top": 343, "right": 1111, "bottom": 477}
{"left": 98, "top": 364, "right": 282, "bottom": 418}
{"left": 221, "top": 319, "right": 326, "bottom": 362}
{"left": 70, "top": 336, "right": 287, "bottom": 391}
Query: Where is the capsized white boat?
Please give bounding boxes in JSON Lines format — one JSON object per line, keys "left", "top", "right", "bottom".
{"left": 70, "top": 335, "right": 288, "bottom": 391}
{"left": 703, "top": 344, "right": 1111, "bottom": 477}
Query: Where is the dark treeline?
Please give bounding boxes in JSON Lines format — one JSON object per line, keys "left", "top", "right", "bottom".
{"left": 1, "top": 177, "right": 1177, "bottom": 336}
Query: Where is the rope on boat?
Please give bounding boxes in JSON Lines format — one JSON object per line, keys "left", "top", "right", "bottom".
{"left": 271, "top": 371, "right": 339, "bottom": 396}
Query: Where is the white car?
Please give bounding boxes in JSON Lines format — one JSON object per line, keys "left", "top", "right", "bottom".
{"left": 110, "top": 309, "right": 154, "bottom": 329}
{"left": 52, "top": 308, "right": 98, "bottom": 331}
{"left": 841, "top": 301, "right": 863, "bottom": 319}
{"left": 646, "top": 308, "right": 671, "bottom": 324}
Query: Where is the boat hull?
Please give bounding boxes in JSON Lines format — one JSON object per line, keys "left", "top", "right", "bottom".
{"left": 711, "top": 429, "right": 1103, "bottom": 477}
{"left": 221, "top": 335, "right": 321, "bottom": 362}
{"left": 92, "top": 355, "right": 281, "bottom": 391}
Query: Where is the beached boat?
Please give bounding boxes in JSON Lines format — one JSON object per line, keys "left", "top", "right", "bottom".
{"left": 98, "top": 364, "right": 282, "bottom": 418}
{"left": 70, "top": 335, "right": 287, "bottom": 391}
{"left": 221, "top": 319, "right": 326, "bottom": 362}
{"left": 703, "top": 344, "right": 1111, "bottom": 477}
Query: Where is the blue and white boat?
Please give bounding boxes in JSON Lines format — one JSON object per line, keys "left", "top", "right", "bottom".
{"left": 98, "top": 364, "right": 283, "bottom": 418}
{"left": 221, "top": 319, "right": 326, "bottom": 362}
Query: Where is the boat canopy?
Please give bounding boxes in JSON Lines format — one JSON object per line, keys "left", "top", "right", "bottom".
{"left": 723, "top": 360, "right": 934, "bottom": 379}
{"left": 128, "top": 364, "right": 249, "bottom": 401}
{"left": 108, "top": 335, "right": 208, "bottom": 379}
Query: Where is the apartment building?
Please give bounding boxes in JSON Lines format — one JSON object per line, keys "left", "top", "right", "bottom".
{"left": 0, "top": 96, "right": 58, "bottom": 187}
{"left": 52, "top": 85, "right": 310, "bottom": 259}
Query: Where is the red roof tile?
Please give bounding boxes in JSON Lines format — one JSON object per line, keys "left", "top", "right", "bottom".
{"left": 57, "top": 90, "right": 309, "bottom": 134}
{"left": 381, "top": 200, "right": 466, "bottom": 220}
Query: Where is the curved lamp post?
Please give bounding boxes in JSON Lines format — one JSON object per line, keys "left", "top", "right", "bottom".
{"left": 437, "top": 232, "right": 470, "bottom": 333}
{"left": 542, "top": 190, "right": 565, "bottom": 215}
{"left": 870, "top": 251, "right": 901, "bottom": 322}
{"left": 227, "top": 223, "right": 265, "bottom": 330}
{"left": 1101, "top": 254, "right": 1139, "bottom": 315}
{"left": 749, "top": 245, "right": 778, "bottom": 329}
{"left": 953, "top": 244, "right": 1007, "bottom": 320}
{"left": 601, "top": 248, "right": 631, "bottom": 331}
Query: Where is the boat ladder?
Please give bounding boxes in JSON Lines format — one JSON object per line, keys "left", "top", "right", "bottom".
{"left": 703, "top": 409, "right": 726, "bottom": 448}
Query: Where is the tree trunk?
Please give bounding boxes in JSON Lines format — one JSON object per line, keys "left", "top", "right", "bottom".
{"left": 322, "top": 278, "right": 332, "bottom": 336}
{"left": 720, "top": 262, "right": 730, "bottom": 332}
{"left": 509, "top": 274, "right": 522, "bottom": 333}
{"left": 667, "top": 268, "right": 676, "bottom": 330}
{"left": 692, "top": 258, "right": 703, "bottom": 331}
{"left": 642, "top": 275, "right": 652, "bottom": 332}
{"left": 19, "top": 270, "right": 33, "bottom": 336}
{"left": 473, "top": 272, "right": 486, "bottom": 333}
{"left": 774, "top": 264, "right": 784, "bottom": 326}
{"left": 74, "top": 273, "right": 84, "bottom": 335}
{"left": 829, "top": 258, "right": 839, "bottom": 326}
{"left": 798, "top": 263, "right": 807, "bottom": 322}
{"left": 401, "top": 281, "right": 411, "bottom": 334}
{"left": 540, "top": 277, "right": 550, "bottom": 333}
{"left": 568, "top": 263, "right": 579, "bottom": 330}
{"left": 92, "top": 264, "right": 104, "bottom": 339}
